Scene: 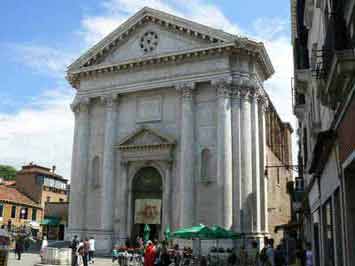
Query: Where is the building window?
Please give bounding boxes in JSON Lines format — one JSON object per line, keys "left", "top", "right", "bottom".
{"left": 277, "top": 168, "right": 280, "bottom": 185}
{"left": 47, "top": 196, "right": 50, "bottom": 202}
{"left": 32, "top": 209, "right": 37, "bottom": 221}
{"left": 20, "top": 208, "right": 28, "bottom": 219}
{"left": 92, "top": 156, "right": 100, "bottom": 188}
{"left": 323, "top": 199, "right": 335, "bottom": 266}
{"left": 59, "top": 198, "right": 64, "bottom": 202}
{"left": 11, "top": 206, "right": 16, "bottom": 218}
{"left": 0, "top": 204, "right": 3, "bottom": 217}
{"left": 201, "top": 148, "right": 212, "bottom": 181}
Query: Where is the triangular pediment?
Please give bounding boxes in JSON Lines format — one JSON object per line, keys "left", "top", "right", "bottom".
{"left": 100, "top": 22, "right": 213, "bottom": 65}
{"left": 68, "top": 7, "right": 237, "bottom": 71}
{"left": 118, "top": 127, "right": 175, "bottom": 148}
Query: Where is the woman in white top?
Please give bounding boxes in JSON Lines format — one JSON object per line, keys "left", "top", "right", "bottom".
{"left": 40, "top": 235, "right": 48, "bottom": 259}
{"left": 88, "top": 237, "right": 95, "bottom": 264}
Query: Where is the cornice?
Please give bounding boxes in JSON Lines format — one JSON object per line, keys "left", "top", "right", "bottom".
{"left": 67, "top": 41, "right": 274, "bottom": 89}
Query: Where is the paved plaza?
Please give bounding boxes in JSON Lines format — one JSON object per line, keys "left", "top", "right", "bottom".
{"left": 7, "top": 252, "right": 113, "bottom": 266}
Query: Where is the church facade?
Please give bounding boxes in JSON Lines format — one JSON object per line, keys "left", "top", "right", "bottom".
{"left": 67, "top": 7, "right": 292, "bottom": 252}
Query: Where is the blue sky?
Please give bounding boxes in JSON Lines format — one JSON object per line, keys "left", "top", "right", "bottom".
{"left": 0, "top": 0, "right": 293, "bottom": 178}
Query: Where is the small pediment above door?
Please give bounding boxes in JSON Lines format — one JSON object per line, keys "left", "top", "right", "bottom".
{"left": 118, "top": 127, "right": 175, "bottom": 149}
{"left": 117, "top": 127, "right": 176, "bottom": 162}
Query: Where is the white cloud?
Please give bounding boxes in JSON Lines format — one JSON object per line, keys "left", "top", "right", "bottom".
{"left": 8, "top": 44, "right": 75, "bottom": 78}
{"left": 80, "top": 0, "right": 241, "bottom": 46}
{"left": 0, "top": 88, "right": 74, "bottom": 178}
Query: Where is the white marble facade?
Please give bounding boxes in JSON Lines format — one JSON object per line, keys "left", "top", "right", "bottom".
{"left": 67, "top": 7, "right": 274, "bottom": 252}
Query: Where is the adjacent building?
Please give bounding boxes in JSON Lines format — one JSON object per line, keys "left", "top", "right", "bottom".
{"left": 67, "top": 7, "right": 293, "bottom": 253}
{"left": 16, "top": 164, "right": 68, "bottom": 207}
{"left": 0, "top": 181, "right": 42, "bottom": 237}
{"left": 291, "top": 1, "right": 355, "bottom": 266}
{"left": 15, "top": 163, "right": 69, "bottom": 240}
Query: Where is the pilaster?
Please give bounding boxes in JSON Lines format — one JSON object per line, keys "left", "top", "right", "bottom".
{"left": 120, "top": 161, "right": 129, "bottom": 241}
{"left": 162, "top": 161, "right": 173, "bottom": 236}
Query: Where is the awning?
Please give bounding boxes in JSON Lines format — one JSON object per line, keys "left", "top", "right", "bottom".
{"left": 41, "top": 217, "right": 60, "bottom": 226}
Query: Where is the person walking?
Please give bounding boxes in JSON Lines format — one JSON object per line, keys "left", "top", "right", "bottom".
{"left": 248, "top": 241, "right": 260, "bottom": 266}
{"left": 160, "top": 245, "right": 171, "bottom": 266}
{"left": 15, "top": 236, "right": 24, "bottom": 260}
{"left": 266, "top": 239, "right": 275, "bottom": 266}
{"left": 40, "top": 235, "right": 49, "bottom": 259}
{"left": 70, "top": 235, "right": 79, "bottom": 266}
{"left": 144, "top": 240, "right": 157, "bottom": 266}
{"left": 88, "top": 237, "right": 95, "bottom": 264}
{"left": 304, "top": 242, "right": 313, "bottom": 266}
{"left": 83, "top": 238, "right": 90, "bottom": 266}
{"left": 77, "top": 246, "right": 85, "bottom": 266}
{"left": 274, "top": 245, "right": 286, "bottom": 266}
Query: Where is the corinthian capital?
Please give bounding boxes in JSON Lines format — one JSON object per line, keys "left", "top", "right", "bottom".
{"left": 257, "top": 94, "right": 269, "bottom": 111}
{"left": 70, "top": 97, "right": 90, "bottom": 113}
{"left": 212, "top": 77, "right": 233, "bottom": 98}
{"left": 101, "top": 94, "right": 119, "bottom": 109}
{"left": 176, "top": 82, "right": 195, "bottom": 100}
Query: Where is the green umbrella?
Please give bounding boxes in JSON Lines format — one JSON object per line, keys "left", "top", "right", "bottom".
{"left": 210, "top": 225, "right": 241, "bottom": 239}
{"left": 171, "top": 224, "right": 213, "bottom": 239}
{"left": 143, "top": 224, "right": 150, "bottom": 242}
{"left": 164, "top": 226, "right": 171, "bottom": 240}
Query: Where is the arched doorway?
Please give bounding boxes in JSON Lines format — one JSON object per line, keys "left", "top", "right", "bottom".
{"left": 131, "top": 167, "right": 163, "bottom": 240}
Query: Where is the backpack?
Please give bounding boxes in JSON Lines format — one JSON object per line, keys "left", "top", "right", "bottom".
{"left": 70, "top": 239, "right": 78, "bottom": 251}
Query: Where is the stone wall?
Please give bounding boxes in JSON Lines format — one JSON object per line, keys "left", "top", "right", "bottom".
{"left": 266, "top": 146, "right": 292, "bottom": 244}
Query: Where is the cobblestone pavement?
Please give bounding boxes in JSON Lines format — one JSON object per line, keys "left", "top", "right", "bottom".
{"left": 7, "top": 252, "right": 114, "bottom": 266}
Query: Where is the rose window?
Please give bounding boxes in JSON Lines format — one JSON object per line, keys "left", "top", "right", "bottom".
{"left": 140, "top": 31, "right": 159, "bottom": 53}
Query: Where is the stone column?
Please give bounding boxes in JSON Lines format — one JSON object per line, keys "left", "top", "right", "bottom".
{"left": 240, "top": 88, "right": 253, "bottom": 233}
{"left": 214, "top": 79, "right": 233, "bottom": 229}
{"left": 68, "top": 100, "right": 80, "bottom": 233}
{"left": 251, "top": 88, "right": 261, "bottom": 233}
{"left": 101, "top": 95, "right": 118, "bottom": 231}
{"left": 178, "top": 83, "right": 195, "bottom": 227}
{"left": 258, "top": 96, "right": 268, "bottom": 233}
{"left": 231, "top": 88, "right": 242, "bottom": 232}
{"left": 71, "top": 98, "right": 90, "bottom": 233}
{"left": 163, "top": 162, "right": 172, "bottom": 235}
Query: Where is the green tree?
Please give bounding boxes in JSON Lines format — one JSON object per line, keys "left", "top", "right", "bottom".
{"left": 0, "top": 165, "right": 17, "bottom": 180}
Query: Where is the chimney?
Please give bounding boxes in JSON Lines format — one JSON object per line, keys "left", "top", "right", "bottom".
{"left": 52, "top": 165, "right": 56, "bottom": 173}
